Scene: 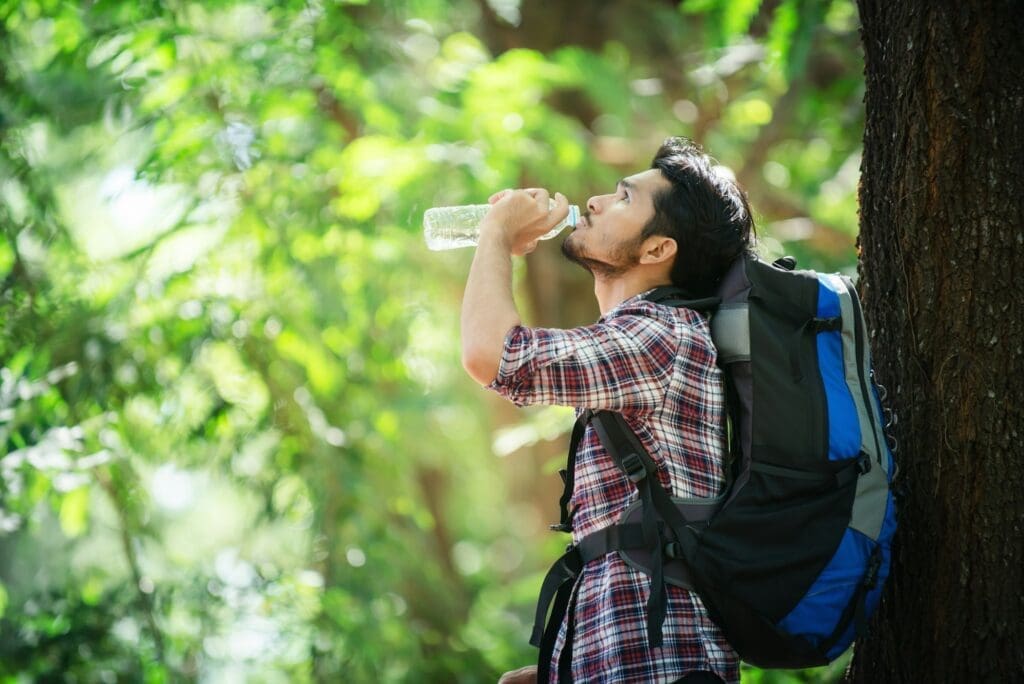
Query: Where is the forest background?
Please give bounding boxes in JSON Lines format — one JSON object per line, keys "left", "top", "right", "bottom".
{"left": 1, "top": 0, "right": 871, "bottom": 681}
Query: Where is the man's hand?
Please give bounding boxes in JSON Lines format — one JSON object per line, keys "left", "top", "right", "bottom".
{"left": 497, "top": 665, "right": 537, "bottom": 684}
{"left": 482, "top": 188, "right": 570, "bottom": 256}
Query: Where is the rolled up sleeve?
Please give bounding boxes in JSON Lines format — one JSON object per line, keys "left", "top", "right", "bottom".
{"left": 486, "top": 302, "right": 682, "bottom": 413}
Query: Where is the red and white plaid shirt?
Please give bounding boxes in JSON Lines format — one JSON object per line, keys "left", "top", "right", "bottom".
{"left": 489, "top": 291, "right": 739, "bottom": 683}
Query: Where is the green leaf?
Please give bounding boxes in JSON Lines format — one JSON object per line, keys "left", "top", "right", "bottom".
{"left": 722, "top": 0, "right": 764, "bottom": 43}
{"left": 766, "top": 0, "right": 799, "bottom": 80}
{"left": 680, "top": 0, "right": 719, "bottom": 13}
{"left": 766, "top": 0, "right": 827, "bottom": 85}
{"left": 59, "top": 486, "right": 90, "bottom": 538}
{"left": 0, "top": 0, "right": 863, "bottom": 678}
{"left": 0, "top": 237, "right": 14, "bottom": 276}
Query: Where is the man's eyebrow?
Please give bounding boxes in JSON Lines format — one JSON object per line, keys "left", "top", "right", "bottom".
{"left": 618, "top": 178, "right": 638, "bottom": 193}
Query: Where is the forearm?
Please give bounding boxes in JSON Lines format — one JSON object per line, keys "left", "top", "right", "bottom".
{"left": 460, "top": 230, "right": 522, "bottom": 385}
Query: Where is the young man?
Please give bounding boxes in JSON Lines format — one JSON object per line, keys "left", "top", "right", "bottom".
{"left": 461, "top": 138, "right": 753, "bottom": 683}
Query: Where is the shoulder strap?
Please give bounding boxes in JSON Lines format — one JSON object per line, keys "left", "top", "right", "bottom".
{"left": 645, "top": 286, "right": 721, "bottom": 314}
{"left": 590, "top": 411, "right": 667, "bottom": 645}
{"left": 589, "top": 410, "right": 717, "bottom": 647}
{"left": 539, "top": 409, "right": 721, "bottom": 655}
{"left": 590, "top": 411, "right": 716, "bottom": 530}
{"left": 550, "top": 410, "right": 593, "bottom": 533}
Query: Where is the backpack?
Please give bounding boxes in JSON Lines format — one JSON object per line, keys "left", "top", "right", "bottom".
{"left": 531, "top": 253, "right": 898, "bottom": 677}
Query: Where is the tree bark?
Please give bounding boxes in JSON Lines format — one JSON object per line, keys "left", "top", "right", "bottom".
{"left": 852, "top": 1, "right": 1024, "bottom": 681}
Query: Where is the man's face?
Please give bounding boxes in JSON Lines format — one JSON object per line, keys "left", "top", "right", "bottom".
{"left": 561, "top": 168, "right": 670, "bottom": 278}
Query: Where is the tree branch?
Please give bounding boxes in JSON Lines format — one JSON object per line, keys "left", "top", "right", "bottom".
{"left": 95, "top": 467, "right": 166, "bottom": 665}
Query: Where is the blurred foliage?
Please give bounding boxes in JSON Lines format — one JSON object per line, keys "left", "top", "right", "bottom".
{"left": 1, "top": 0, "right": 864, "bottom": 681}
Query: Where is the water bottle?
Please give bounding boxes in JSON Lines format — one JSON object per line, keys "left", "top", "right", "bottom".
{"left": 423, "top": 202, "right": 581, "bottom": 251}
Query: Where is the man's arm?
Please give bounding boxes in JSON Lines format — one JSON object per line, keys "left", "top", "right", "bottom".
{"left": 460, "top": 227, "right": 520, "bottom": 384}
{"left": 460, "top": 189, "right": 569, "bottom": 385}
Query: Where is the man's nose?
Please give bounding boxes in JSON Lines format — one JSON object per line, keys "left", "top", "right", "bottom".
{"left": 587, "top": 194, "right": 603, "bottom": 214}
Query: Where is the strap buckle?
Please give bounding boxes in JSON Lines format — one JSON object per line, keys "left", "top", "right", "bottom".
{"left": 549, "top": 522, "right": 573, "bottom": 533}
{"left": 809, "top": 316, "right": 842, "bottom": 333}
{"left": 664, "top": 541, "right": 682, "bottom": 559}
{"left": 621, "top": 452, "right": 648, "bottom": 483}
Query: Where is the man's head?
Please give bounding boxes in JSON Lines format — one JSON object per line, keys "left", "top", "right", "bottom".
{"left": 646, "top": 136, "right": 754, "bottom": 295}
{"left": 562, "top": 136, "right": 753, "bottom": 296}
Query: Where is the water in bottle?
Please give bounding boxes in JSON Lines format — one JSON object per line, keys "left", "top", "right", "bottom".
{"left": 423, "top": 202, "right": 580, "bottom": 251}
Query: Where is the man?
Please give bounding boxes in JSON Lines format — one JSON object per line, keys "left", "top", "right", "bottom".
{"left": 461, "top": 137, "right": 753, "bottom": 683}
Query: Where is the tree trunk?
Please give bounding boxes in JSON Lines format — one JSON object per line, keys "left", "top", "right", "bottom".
{"left": 852, "top": 1, "right": 1024, "bottom": 680}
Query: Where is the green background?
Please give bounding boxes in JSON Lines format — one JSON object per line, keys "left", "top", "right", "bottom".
{"left": 1, "top": 1, "right": 863, "bottom": 681}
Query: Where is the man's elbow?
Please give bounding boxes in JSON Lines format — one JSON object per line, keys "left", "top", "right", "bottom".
{"left": 461, "top": 345, "right": 500, "bottom": 386}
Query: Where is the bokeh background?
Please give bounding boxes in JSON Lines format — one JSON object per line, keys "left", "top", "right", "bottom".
{"left": 1, "top": 1, "right": 865, "bottom": 681}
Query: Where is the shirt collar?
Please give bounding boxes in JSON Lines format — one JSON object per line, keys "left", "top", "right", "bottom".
{"left": 598, "top": 288, "right": 658, "bottom": 323}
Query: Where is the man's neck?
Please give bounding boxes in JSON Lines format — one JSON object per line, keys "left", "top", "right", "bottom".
{"left": 593, "top": 272, "right": 673, "bottom": 316}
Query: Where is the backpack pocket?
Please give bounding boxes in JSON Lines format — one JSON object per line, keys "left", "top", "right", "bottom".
{"left": 688, "top": 461, "right": 858, "bottom": 623}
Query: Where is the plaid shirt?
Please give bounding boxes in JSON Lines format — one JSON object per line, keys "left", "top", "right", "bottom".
{"left": 489, "top": 292, "right": 739, "bottom": 683}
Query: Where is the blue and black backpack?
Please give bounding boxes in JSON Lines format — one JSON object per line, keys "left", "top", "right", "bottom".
{"left": 532, "top": 253, "right": 898, "bottom": 678}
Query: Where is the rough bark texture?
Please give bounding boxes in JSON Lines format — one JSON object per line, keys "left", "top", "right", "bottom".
{"left": 852, "top": 1, "right": 1024, "bottom": 680}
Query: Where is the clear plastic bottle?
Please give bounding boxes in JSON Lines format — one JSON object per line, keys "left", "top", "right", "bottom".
{"left": 423, "top": 202, "right": 580, "bottom": 251}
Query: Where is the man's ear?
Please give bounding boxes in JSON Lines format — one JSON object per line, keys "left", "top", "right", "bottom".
{"left": 638, "top": 236, "right": 677, "bottom": 265}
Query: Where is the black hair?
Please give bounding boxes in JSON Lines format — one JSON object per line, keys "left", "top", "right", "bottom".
{"left": 645, "top": 136, "right": 755, "bottom": 296}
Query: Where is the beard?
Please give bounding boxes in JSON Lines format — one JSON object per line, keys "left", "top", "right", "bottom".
{"left": 561, "top": 229, "right": 643, "bottom": 279}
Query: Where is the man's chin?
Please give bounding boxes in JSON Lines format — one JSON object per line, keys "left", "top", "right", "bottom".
{"left": 561, "top": 236, "right": 640, "bottom": 279}
{"left": 560, "top": 237, "right": 591, "bottom": 273}
{"left": 560, "top": 239, "right": 618, "bottom": 277}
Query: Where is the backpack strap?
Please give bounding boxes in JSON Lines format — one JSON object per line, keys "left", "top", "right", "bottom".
{"left": 530, "top": 410, "right": 590, "bottom": 682}
{"left": 532, "top": 407, "right": 716, "bottom": 663}
{"left": 645, "top": 285, "right": 721, "bottom": 313}
{"left": 531, "top": 290, "right": 724, "bottom": 664}
{"left": 549, "top": 410, "right": 593, "bottom": 533}
{"left": 592, "top": 411, "right": 667, "bottom": 645}
{"left": 530, "top": 545, "right": 583, "bottom": 684}
{"left": 590, "top": 411, "right": 716, "bottom": 647}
